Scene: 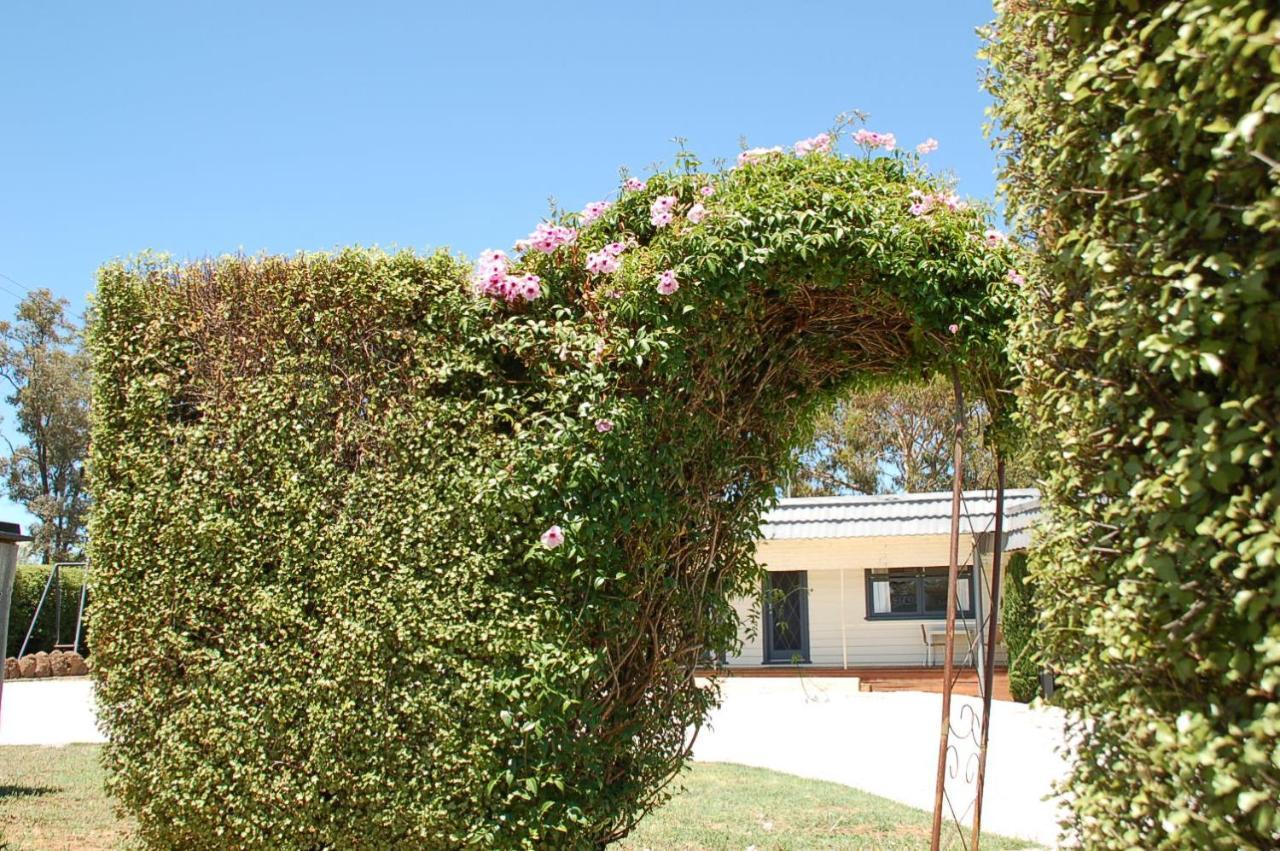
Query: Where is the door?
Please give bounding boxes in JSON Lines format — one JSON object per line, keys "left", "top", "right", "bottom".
{"left": 763, "top": 570, "right": 809, "bottom": 663}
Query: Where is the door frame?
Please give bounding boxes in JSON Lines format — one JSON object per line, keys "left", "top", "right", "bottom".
{"left": 762, "top": 570, "right": 810, "bottom": 664}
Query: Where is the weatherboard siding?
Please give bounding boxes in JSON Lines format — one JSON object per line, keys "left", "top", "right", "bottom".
{"left": 726, "top": 534, "right": 1008, "bottom": 668}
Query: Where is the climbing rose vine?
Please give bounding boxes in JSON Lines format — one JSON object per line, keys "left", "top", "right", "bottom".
{"left": 89, "top": 125, "right": 1016, "bottom": 848}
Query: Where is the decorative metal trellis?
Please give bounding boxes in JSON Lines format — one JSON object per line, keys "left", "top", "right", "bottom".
{"left": 929, "top": 370, "right": 1009, "bottom": 851}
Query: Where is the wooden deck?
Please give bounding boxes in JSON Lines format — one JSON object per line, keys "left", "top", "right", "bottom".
{"left": 699, "top": 665, "right": 1013, "bottom": 701}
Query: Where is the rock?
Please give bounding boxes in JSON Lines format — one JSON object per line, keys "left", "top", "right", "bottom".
{"left": 17, "top": 655, "right": 36, "bottom": 677}
{"left": 4, "top": 657, "right": 19, "bottom": 679}
{"left": 66, "top": 652, "right": 89, "bottom": 676}
{"left": 50, "top": 650, "right": 72, "bottom": 677}
{"left": 33, "top": 651, "right": 51, "bottom": 678}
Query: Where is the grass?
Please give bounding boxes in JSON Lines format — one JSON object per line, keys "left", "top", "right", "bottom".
{"left": 0, "top": 747, "right": 1036, "bottom": 850}
{"left": 0, "top": 745, "right": 133, "bottom": 851}
{"left": 621, "top": 763, "right": 1036, "bottom": 850}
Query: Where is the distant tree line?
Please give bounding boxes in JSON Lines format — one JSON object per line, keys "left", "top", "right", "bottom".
{"left": 0, "top": 290, "right": 90, "bottom": 563}
{"left": 788, "top": 373, "right": 1033, "bottom": 496}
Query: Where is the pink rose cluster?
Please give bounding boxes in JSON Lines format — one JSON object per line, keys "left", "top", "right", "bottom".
{"left": 580, "top": 200, "right": 613, "bottom": 225}
{"left": 656, "top": 269, "right": 680, "bottom": 295}
{"left": 853, "top": 129, "right": 896, "bottom": 151}
{"left": 519, "top": 221, "right": 577, "bottom": 254}
{"left": 915, "top": 138, "right": 939, "bottom": 154}
{"left": 472, "top": 249, "right": 543, "bottom": 303}
{"left": 650, "top": 194, "right": 678, "bottom": 228}
{"left": 586, "top": 241, "right": 628, "bottom": 275}
{"left": 908, "top": 189, "right": 966, "bottom": 217}
{"left": 984, "top": 229, "right": 1007, "bottom": 247}
{"left": 736, "top": 146, "right": 784, "bottom": 167}
{"left": 793, "top": 132, "right": 833, "bottom": 155}
{"left": 624, "top": 177, "right": 647, "bottom": 192}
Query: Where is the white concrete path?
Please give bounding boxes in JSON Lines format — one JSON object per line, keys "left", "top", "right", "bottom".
{"left": 0, "top": 676, "right": 1068, "bottom": 846}
{"left": 0, "top": 678, "right": 104, "bottom": 745}
{"left": 693, "top": 678, "right": 1069, "bottom": 847}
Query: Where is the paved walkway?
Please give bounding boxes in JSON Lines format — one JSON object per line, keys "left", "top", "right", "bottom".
{"left": 0, "top": 677, "right": 1068, "bottom": 846}
{"left": 693, "top": 678, "right": 1069, "bottom": 847}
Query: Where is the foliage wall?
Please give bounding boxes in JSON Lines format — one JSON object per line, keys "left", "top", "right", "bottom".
{"left": 89, "top": 138, "right": 1013, "bottom": 848}
{"left": 999, "top": 551, "right": 1037, "bottom": 703}
{"left": 985, "top": 2, "right": 1279, "bottom": 846}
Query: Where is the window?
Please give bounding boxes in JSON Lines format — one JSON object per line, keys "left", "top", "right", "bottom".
{"left": 865, "top": 566, "right": 974, "bottom": 619}
{"left": 763, "top": 570, "right": 810, "bottom": 663}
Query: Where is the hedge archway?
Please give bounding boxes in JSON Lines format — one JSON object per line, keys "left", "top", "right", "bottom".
{"left": 89, "top": 133, "right": 1016, "bottom": 849}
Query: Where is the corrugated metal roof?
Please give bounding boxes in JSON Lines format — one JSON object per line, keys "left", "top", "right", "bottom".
{"left": 762, "top": 489, "right": 1041, "bottom": 540}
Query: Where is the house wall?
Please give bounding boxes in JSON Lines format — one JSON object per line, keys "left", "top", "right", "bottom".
{"left": 726, "top": 533, "right": 1009, "bottom": 668}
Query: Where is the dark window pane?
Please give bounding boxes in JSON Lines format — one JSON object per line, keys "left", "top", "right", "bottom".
{"left": 889, "top": 577, "right": 919, "bottom": 613}
{"left": 922, "top": 575, "right": 948, "bottom": 612}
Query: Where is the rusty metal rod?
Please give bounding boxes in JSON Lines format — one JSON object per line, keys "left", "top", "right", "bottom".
{"left": 930, "top": 368, "right": 966, "bottom": 851}
{"left": 969, "top": 455, "right": 1006, "bottom": 851}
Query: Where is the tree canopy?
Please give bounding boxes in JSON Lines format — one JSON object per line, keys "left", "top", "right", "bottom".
{"left": 0, "top": 289, "right": 91, "bottom": 563}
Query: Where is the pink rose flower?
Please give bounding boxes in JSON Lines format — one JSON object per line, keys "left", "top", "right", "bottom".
{"left": 1007, "top": 269, "right": 1026, "bottom": 286}
{"left": 656, "top": 269, "right": 680, "bottom": 295}
{"left": 580, "top": 200, "right": 613, "bottom": 225}
{"left": 540, "top": 525, "right": 565, "bottom": 549}
{"left": 526, "top": 222, "right": 577, "bottom": 254}
{"left": 595, "top": 418, "right": 614, "bottom": 433}
{"left": 793, "top": 132, "right": 833, "bottom": 155}
{"left": 650, "top": 210, "right": 674, "bottom": 228}
{"left": 916, "top": 138, "right": 939, "bottom": 154}
{"left": 603, "top": 241, "right": 627, "bottom": 257}
{"left": 948, "top": 323, "right": 959, "bottom": 335}
{"left": 586, "top": 250, "right": 620, "bottom": 275}
{"left": 652, "top": 195, "right": 677, "bottom": 214}
{"left": 985, "top": 228, "right": 1006, "bottom": 247}
{"left": 852, "top": 129, "right": 896, "bottom": 151}
{"left": 686, "top": 202, "right": 707, "bottom": 224}
{"left": 736, "top": 146, "right": 784, "bottom": 166}
{"left": 624, "top": 177, "right": 647, "bottom": 192}
{"left": 700, "top": 185, "right": 715, "bottom": 197}
{"left": 516, "top": 274, "right": 542, "bottom": 301}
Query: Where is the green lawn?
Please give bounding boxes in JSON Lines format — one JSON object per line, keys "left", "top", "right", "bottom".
{"left": 0, "top": 747, "right": 1036, "bottom": 850}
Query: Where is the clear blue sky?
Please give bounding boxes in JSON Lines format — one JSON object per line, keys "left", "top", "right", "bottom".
{"left": 0, "top": 0, "right": 1000, "bottom": 530}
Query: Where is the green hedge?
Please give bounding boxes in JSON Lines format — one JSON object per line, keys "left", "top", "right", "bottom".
{"left": 999, "top": 552, "right": 1037, "bottom": 703}
{"left": 89, "top": 144, "right": 1015, "bottom": 848}
{"left": 985, "top": 1, "right": 1279, "bottom": 847}
{"left": 5, "top": 564, "right": 89, "bottom": 659}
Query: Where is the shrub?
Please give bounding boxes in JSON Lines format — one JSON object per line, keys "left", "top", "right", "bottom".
{"left": 5, "top": 563, "right": 90, "bottom": 659}
{"left": 1000, "top": 552, "right": 1037, "bottom": 703}
{"left": 985, "top": 2, "right": 1279, "bottom": 846}
{"left": 89, "top": 139, "right": 1015, "bottom": 848}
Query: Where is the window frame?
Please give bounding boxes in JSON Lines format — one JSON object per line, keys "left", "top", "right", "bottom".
{"left": 864, "top": 566, "right": 976, "bottom": 621}
{"left": 762, "top": 570, "right": 811, "bottom": 664}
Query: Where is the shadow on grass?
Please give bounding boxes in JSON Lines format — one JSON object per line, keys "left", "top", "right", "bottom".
{"left": 0, "top": 784, "right": 59, "bottom": 801}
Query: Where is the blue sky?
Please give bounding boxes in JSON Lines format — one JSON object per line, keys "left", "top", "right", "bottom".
{"left": 0, "top": 0, "right": 1000, "bottom": 529}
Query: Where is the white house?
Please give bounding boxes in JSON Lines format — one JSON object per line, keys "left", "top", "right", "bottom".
{"left": 726, "top": 489, "right": 1040, "bottom": 670}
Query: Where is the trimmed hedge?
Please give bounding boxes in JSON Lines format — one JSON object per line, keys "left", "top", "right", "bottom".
{"left": 985, "top": 2, "right": 1279, "bottom": 847}
{"left": 999, "top": 552, "right": 1037, "bottom": 703}
{"left": 89, "top": 144, "right": 1015, "bottom": 848}
{"left": 5, "top": 564, "right": 89, "bottom": 659}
